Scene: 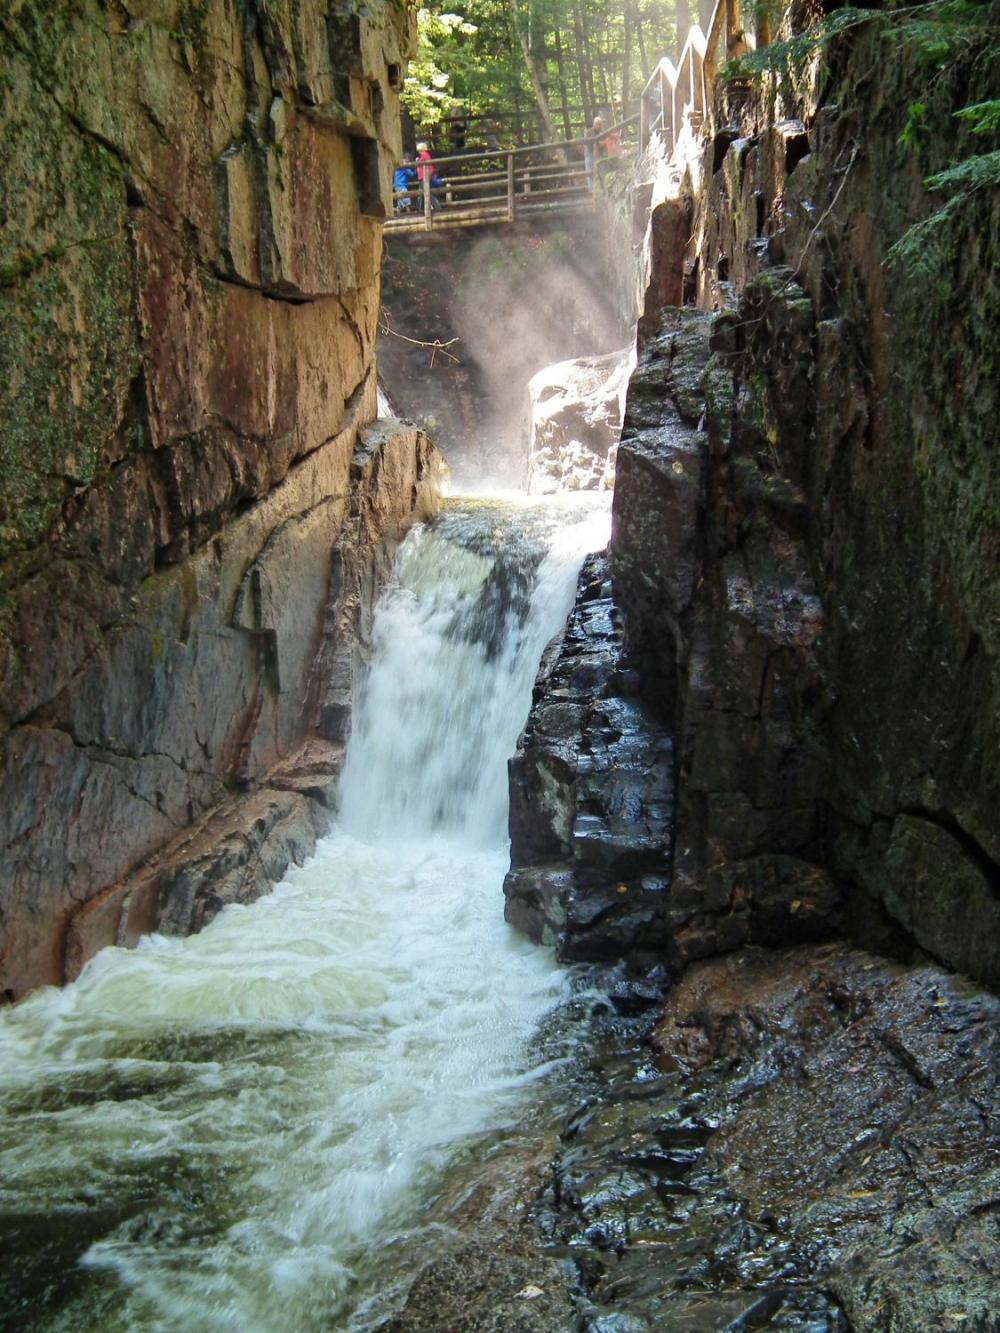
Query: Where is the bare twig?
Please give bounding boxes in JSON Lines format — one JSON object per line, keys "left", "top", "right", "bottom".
{"left": 378, "top": 317, "right": 461, "bottom": 366}
{"left": 792, "top": 140, "right": 860, "bottom": 279}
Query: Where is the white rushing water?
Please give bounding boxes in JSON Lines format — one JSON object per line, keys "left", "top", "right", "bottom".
{"left": 0, "top": 494, "right": 610, "bottom": 1332}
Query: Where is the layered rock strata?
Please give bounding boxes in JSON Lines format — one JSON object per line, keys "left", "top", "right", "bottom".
{"left": 611, "top": 302, "right": 842, "bottom": 965}
{"left": 504, "top": 553, "right": 675, "bottom": 961}
{"left": 0, "top": 0, "right": 441, "bottom": 1000}
{"left": 508, "top": 304, "right": 843, "bottom": 967}
{"left": 543, "top": 16, "right": 1000, "bottom": 987}
{"left": 673, "top": 21, "right": 1000, "bottom": 987}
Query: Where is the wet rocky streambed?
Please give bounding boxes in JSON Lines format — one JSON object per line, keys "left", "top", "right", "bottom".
{"left": 386, "top": 943, "right": 1000, "bottom": 1333}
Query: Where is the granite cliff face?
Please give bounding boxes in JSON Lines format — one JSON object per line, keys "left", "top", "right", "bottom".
{"left": 509, "top": 15, "right": 999, "bottom": 991}
{"left": 0, "top": 0, "right": 443, "bottom": 1000}
{"left": 653, "top": 17, "right": 1000, "bottom": 987}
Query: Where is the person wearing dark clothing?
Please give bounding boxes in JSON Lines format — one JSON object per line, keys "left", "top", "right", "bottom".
{"left": 393, "top": 153, "right": 417, "bottom": 211}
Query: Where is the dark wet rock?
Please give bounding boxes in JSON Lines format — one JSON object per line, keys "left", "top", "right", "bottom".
{"left": 536, "top": 945, "right": 998, "bottom": 1333}
{"left": 637, "top": 190, "right": 694, "bottom": 338}
{"left": 368, "top": 945, "right": 997, "bottom": 1333}
{"left": 667, "top": 24, "right": 1000, "bottom": 988}
{"left": 504, "top": 553, "right": 675, "bottom": 961}
{"left": 378, "top": 1244, "right": 578, "bottom": 1333}
{"left": 609, "top": 297, "right": 843, "bottom": 968}
{"left": 507, "top": 516, "right": 839, "bottom": 966}
{"left": 658, "top": 947, "right": 1000, "bottom": 1328}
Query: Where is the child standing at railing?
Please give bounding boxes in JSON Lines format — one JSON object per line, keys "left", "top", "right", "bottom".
{"left": 599, "top": 120, "right": 622, "bottom": 158}
{"left": 415, "top": 141, "right": 446, "bottom": 208}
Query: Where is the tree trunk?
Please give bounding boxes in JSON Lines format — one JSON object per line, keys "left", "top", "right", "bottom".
{"left": 595, "top": 28, "right": 611, "bottom": 111}
{"left": 508, "top": 0, "right": 561, "bottom": 144}
{"left": 621, "top": 4, "right": 633, "bottom": 119}
{"left": 572, "top": 0, "right": 596, "bottom": 125}
{"left": 553, "top": 25, "right": 574, "bottom": 138}
{"left": 635, "top": 6, "right": 650, "bottom": 81}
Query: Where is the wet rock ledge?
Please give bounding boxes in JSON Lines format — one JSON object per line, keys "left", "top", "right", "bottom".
{"left": 504, "top": 553, "right": 674, "bottom": 962}
{"left": 384, "top": 945, "right": 999, "bottom": 1332}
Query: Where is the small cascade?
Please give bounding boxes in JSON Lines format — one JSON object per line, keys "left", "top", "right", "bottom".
{"left": 0, "top": 494, "right": 609, "bottom": 1332}
{"left": 340, "top": 500, "right": 607, "bottom": 845}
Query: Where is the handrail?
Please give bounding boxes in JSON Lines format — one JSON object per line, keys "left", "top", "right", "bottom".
{"left": 386, "top": 1, "right": 772, "bottom": 234}
{"left": 636, "top": 0, "right": 763, "bottom": 153}
{"left": 403, "top": 113, "right": 640, "bottom": 175}
{"left": 639, "top": 8, "right": 714, "bottom": 154}
{"left": 703, "top": 0, "right": 729, "bottom": 90}
{"left": 386, "top": 127, "right": 633, "bottom": 233}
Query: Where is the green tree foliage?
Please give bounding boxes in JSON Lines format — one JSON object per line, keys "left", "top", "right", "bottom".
{"left": 402, "top": 0, "right": 702, "bottom": 146}
{"left": 405, "top": 9, "right": 481, "bottom": 127}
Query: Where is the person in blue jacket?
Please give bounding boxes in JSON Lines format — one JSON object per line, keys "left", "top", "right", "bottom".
{"left": 393, "top": 152, "right": 417, "bottom": 211}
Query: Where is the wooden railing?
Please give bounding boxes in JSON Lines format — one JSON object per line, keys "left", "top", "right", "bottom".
{"left": 639, "top": 0, "right": 757, "bottom": 153}
{"left": 386, "top": 0, "right": 767, "bottom": 235}
{"left": 385, "top": 121, "right": 638, "bottom": 234}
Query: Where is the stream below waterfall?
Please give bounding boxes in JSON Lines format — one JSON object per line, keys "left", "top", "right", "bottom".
{"left": 0, "top": 495, "right": 611, "bottom": 1332}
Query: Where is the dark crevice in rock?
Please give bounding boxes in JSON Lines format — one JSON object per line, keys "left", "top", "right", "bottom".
{"left": 712, "top": 127, "right": 740, "bottom": 174}
{"left": 207, "top": 261, "right": 317, "bottom": 305}
{"left": 898, "top": 806, "right": 1000, "bottom": 900}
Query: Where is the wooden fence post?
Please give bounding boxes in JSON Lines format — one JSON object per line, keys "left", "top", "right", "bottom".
{"left": 507, "top": 152, "right": 515, "bottom": 222}
{"left": 423, "top": 169, "right": 433, "bottom": 230}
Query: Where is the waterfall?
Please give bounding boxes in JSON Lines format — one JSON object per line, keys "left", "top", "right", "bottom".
{"left": 0, "top": 494, "right": 609, "bottom": 1332}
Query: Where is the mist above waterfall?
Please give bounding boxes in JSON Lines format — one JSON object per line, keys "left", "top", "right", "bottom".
{"left": 378, "top": 218, "right": 635, "bottom": 488}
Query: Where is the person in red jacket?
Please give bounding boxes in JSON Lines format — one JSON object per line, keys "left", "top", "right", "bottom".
{"left": 415, "top": 141, "right": 444, "bottom": 208}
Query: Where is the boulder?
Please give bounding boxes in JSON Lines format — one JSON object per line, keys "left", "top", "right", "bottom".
{"left": 505, "top": 553, "right": 675, "bottom": 961}
{"left": 526, "top": 349, "right": 635, "bottom": 494}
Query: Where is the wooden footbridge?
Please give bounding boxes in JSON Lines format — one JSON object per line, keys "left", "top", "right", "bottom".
{"left": 384, "top": 0, "right": 756, "bottom": 235}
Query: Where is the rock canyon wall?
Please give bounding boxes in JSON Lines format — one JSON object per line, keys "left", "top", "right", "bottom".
{"left": 0, "top": 0, "right": 443, "bottom": 1000}
{"left": 509, "top": 16, "right": 999, "bottom": 990}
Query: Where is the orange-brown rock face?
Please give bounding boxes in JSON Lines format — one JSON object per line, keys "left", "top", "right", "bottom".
{"left": 0, "top": 0, "right": 444, "bottom": 1000}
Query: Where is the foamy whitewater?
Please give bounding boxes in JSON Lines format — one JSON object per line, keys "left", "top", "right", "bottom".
{"left": 0, "top": 494, "right": 610, "bottom": 1331}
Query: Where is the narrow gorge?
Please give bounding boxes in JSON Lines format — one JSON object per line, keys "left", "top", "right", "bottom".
{"left": 1, "top": 1, "right": 998, "bottom": 1330}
